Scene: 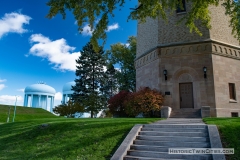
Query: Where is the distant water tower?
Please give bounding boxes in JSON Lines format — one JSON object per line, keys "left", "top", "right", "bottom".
{"left": 62, "top": 81, "right": 75, "bottom": 104}
{"left": 23, "top": 83, "right": 56, "bottom": 112}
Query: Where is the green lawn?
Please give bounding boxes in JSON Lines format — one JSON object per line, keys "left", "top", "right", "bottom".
{"left": 5, "top": 104, "right": 239, "bottom": 159}
{"left": 203, "top": 118, "right": 240, "bottom": 160}
{"left": 0, "top": 104, "right": 57, "bottom": 123}
{"left": 0, "top": 118, "right": 160, "bottom": 160}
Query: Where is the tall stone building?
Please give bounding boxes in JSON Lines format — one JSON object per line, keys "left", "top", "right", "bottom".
{"left": 135, "top": 1, "right": 240, "bottom": 117}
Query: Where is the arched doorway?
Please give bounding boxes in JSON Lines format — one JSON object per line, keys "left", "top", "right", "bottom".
{"left": 172, "top": 67, "right": 200, "bottom": 109}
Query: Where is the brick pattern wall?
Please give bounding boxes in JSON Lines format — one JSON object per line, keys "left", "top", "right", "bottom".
{"left": 158, "top": 2, "right": 210, "bottom": 45}
{"left": 209, "top": 4, "right": 239, "bottom": 46}
{"left": 137, "top": 18, "right": 158, "bottom": 58}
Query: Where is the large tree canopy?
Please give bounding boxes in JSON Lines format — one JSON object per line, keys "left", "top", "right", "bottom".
{"left": 106, "top": 36, "right": 136, "bottom": 92}
{"left": 46, "top": 0, "right": 240, "bottom": 50}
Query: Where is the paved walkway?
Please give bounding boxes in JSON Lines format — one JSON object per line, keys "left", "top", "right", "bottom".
{"left": 153, "top": 118, "right": 205, "bottom": 124}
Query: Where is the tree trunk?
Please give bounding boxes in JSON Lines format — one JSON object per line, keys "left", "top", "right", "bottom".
{"left": 91, "top": 110, "right": 93, "bottom": 118}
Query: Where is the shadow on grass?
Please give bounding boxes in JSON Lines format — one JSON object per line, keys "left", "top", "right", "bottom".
{"left": 0, "top": 118, "right": 159, "bottom": 160}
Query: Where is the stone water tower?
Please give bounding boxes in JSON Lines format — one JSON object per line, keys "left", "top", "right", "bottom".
{"left": 135, "top": 1, "right": 240, "bottom": 117}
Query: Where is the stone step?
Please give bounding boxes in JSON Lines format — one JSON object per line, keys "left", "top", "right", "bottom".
{"left": 154, "top": 122, "right": 203, "bottom": 124}
{"left": 154, "top": 120, "right": 204, "bottom": 124}
{"left": 156, "top": 120, "right": 203, "bottom": 122}
{"left": 170, "top": 112, "right": 200, "bottom": 115}
{"left": 171, "top": 113, "right": 200, "bottom": 114}
{"left": 124, "top": 155, "right": 184, "bottom": 160}
{"left": 136, "top": 135, "right": 209, "bottom": 142}
{"left": 143, "top": 124, "right": 207, "bottom": 129}
{"left": 157, "top": 119, "right": 202, "bottom": 121}
{"left": 170, "top": 109, "right": 200, "bottom": 113}
{"left": 171, "top": 109, "right": 200, "bottom": 112}
{"left": 134, "top": 140, "right": 210, "bottom": 148}
{"left": 141, "top": 127, "right": 207, "bottom": 132}
{"left": 170, "top": 110, "right": 201, "bottom": 118}
{"left": 170, "top": 116, "right": 201, "bottom": 118}
{"left": 139, "top": 131, "right": 208, "bottom": 137}
{"left": 127, "top": 150, "right": 212, "bottom": 160}
{"left": 130, "top": 145, "right": 169, "bottom": 152}
{"left": 130, "top": 145, "right": 212, "bottom": 153}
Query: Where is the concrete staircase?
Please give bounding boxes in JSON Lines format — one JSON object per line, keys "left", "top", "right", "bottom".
{"left": 170, "top": 109, "right": 201, "bottom": 118}
{"left": 123, "top": 119, "right": 212, "bottom": 160}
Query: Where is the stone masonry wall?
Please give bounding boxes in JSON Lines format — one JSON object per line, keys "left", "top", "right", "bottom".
{"left": 136, "top": 43, "right": 216, "bottom": 115}
{"left": 212, "top": 53, "right": 240, "bottom": 117}
{"left": 158, "top": 43, "right": 215, "bottom": 115}
{"left": 136, "top": 59, "right": 160, "bottom": 91}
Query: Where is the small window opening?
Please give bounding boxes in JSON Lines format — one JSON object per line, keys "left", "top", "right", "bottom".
{"left": 229, "top": 83, "right": 236, "bottom": 100}
{"left": 176, "top": 0, "right": 186, "bottom": 13}
{"left": 231, "top": 112, "right": 238, "bottom": 117}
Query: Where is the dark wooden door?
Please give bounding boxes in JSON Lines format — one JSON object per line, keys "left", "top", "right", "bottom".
{"left": 179, "top": 83, "right": 194, "bottom": 108}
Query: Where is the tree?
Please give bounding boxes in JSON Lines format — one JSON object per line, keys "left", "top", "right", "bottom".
{"left": 72, "top": 42, "right": 106, "bottom": 118}
{"left": 106, "top": 36, "right": 136, "bottom": 92}
{"left": 53, "top": 100, "right": 84, "bottom": 118}
{"left": 124, "top": 87, "right": 164, "bottom": 117}
{"left": 100, "top": 63, "right": 119, "bottom": 99}
{"left": 47, "top": 0, "right": 240, "bottom": 50}
{"left": 108, "top": 90, "right": 130, "bottom": 117}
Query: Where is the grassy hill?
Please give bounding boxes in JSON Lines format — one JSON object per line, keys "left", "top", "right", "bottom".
{"left": 1, "top": 104, "right": 238, "bottom": 160}
{"left": 0, "top": 104, "right": 57, "bottom": 123}
{"left": 0, "top": 118, "right": 159, "bottom": 160}
{"left": 204, "top": 118, "right": 240, "bottom": 160}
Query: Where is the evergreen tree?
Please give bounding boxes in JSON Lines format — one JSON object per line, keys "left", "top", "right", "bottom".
{"left": 100, "top": 64, "right": 119, "bottom": 99}
{"left": 72, "top": 42, "right": 106, "bottom": 118}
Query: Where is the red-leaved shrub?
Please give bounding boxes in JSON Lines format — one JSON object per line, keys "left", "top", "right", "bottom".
{"left": 124, "top": 87, "right": 164, "bottom": 117}
{"left": 108, "top": 90, "right": 130, "bottom": 117}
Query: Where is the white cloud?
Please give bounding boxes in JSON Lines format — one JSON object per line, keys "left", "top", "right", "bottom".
{"left": 82, "top": 24, "right": 93, "bottom": 36}
{"left": 81, "top": 23, "right": 119, "bottom": 36}
{"left": 55, "top": 92, "right": 62, "bottom": 101}
{"left": 107, "top": 23, "right": 119, "bottom": 32}
{"left": 0, "top": 79, "right": 7, "bottom": 83}
{"left": 120, "top": 43, "right": 130, "bottom": 47}
{"left": 0, "top": 84, "right": 6, "bottom": 90}
{"left": 0, "top": 79, "right": 7, "bottom": 90}
{"left": 0, "top": 95, "right": 23, "bottom": 106}
{"left": 125, "top": 43, "right": 130, "bottom": 47}
{"left": 29, "top": 34, "right": 80, "bottom": 71}
{"left": 0, "top": 12, "right": 31, "bottom": 38}
{"left": 17, "top": 88, "right": 24, "bottom": 92}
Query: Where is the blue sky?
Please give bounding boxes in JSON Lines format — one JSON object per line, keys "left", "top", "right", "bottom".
{"left": 0, "top": 0, "right": 137, "bottom": 107}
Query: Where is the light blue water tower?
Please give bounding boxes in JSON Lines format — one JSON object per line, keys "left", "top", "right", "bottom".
{"left": 62, "top": 81, "right": 75, "bottom": 104}
{"left": 23, "top": 83, "right": 56, "bottom": 112}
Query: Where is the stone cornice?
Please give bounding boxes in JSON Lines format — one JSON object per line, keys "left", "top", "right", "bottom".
{"left": 135, "top": 49, "right": 158, "bottom": 69}
{"left": 135, "top": 39, "right": 240, "bottom": 61}
{"left": 135, "top": 41, "right": 240, "bottom": 69}
{"left": 211, "top": 43, "right": 240, "bottom": 60}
